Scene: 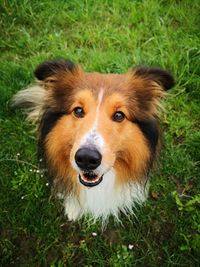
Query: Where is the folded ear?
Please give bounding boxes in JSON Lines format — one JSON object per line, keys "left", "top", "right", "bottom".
{"left": 34, "top": 59, "right": 77, "bottom": 81}
{"left": 127, "top": 66, "right": 175, "bottom": 120}
{"left": 33, "top": 59, "right": 82, "bottom": 95}
{"left": 133, "top": 66, "right": 175, "bottom": 91}
{"left": 11, "top": 60, "right": 80, "bottom": 122}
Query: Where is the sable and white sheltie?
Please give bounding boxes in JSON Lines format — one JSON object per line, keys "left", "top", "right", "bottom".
{"left": 12, "top": 59, "right": 174, "bottom": 222}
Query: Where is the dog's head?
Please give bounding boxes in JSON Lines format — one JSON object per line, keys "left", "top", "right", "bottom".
{"left": 13, "top": 59, "right": 175, "bottom": 191}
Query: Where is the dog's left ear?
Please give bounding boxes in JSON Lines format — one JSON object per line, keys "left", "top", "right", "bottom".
{"left": 127, "top": 66, "right": 175, "bottom": 119}
{"left": 133, "top": 66, "right": 175, "bottom": 91}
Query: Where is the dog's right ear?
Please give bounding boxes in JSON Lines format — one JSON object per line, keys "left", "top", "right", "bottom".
{"left": 11, "top": 60, "right": 80, "bottom": 122}
{"left": 34, "top": 59, "right": 77, "bottom": 81}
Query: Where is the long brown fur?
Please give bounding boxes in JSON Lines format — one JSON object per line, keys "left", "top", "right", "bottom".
{"left": 12, "top": 59, "right": 175, "bottom": 221}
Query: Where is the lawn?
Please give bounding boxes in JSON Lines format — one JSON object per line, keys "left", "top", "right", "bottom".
{"left": 0, "top": 0, "right": 200, "bottom": 266}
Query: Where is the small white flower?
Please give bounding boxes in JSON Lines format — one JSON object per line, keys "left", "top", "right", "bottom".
{"left": 39, "top": 158, "right": 43, "bottom": 162}
{"left": 128, "top": 244, "right": 134, "bottom": 250}
{"left": 30, "top": 169, "right": 33, "bottom": 172}
{"left": 92, "top": 232, "right": 97, "bottom": 237}
{"left": 46, "top": 182, "right": 49, "bottom": 186}
{"left": 21, "top": 196, "right": 24, "bottom": 200}
{"left": 36, "top": 170, "right": 40, "bottom": 173}
{"left": 17, "top": 153, "right": 20, "bottom": 156}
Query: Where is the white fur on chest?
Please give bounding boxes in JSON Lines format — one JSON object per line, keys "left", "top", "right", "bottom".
{"left": 64, "top": 170, "right": 148, "bottom": 221}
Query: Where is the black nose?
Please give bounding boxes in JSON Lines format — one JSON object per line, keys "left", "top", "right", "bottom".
{"left": 75, "top": 148, "right": 102, "bottom": 171}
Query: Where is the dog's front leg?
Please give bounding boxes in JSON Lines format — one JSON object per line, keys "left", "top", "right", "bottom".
{"left": 64, "top": 196, "right": 83, "bottom": 221}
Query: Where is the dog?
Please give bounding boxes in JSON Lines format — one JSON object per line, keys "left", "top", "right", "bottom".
{"left": 12, "top": 59, "right": 174, "bottom": 221}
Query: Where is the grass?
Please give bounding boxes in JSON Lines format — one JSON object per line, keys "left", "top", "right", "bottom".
{"left": 0, "top": 0, "right": 200, "bottom": 266}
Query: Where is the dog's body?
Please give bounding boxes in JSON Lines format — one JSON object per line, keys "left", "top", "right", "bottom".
{"left": 12, "top": 59, "right": 174, "bottom": 221}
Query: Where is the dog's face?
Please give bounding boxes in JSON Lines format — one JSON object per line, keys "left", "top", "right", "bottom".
{"left": 35, "top": 60, "right": 174, "bottom": 191}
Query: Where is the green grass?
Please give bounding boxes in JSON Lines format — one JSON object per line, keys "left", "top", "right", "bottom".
{"left": 0, "top": 0, "right": 200, "bottom": 266}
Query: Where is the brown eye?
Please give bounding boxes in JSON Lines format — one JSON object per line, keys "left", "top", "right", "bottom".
{"left": 112, "top": 111, "right": 125, "bottom": 122}
{"left": 73, "top": 107, "right": 85, "bottom": 118}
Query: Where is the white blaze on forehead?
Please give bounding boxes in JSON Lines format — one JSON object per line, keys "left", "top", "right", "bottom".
{"left": 94, "top": 89, "right": 104, "bottom": 127}
{"left": 80, "top": 90, "right": 105, "bottom": 150}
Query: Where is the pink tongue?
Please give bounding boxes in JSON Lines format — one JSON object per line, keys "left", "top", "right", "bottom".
{"left": 83, "top": 174, "right": 98, "bottom": 182}
{"left": 83, "top": 172, "right": 98, "bottom": 181}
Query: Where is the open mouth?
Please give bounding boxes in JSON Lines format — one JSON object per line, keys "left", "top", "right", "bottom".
{"left": 79, "top": 172, "right": 103, "bottom": 187}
